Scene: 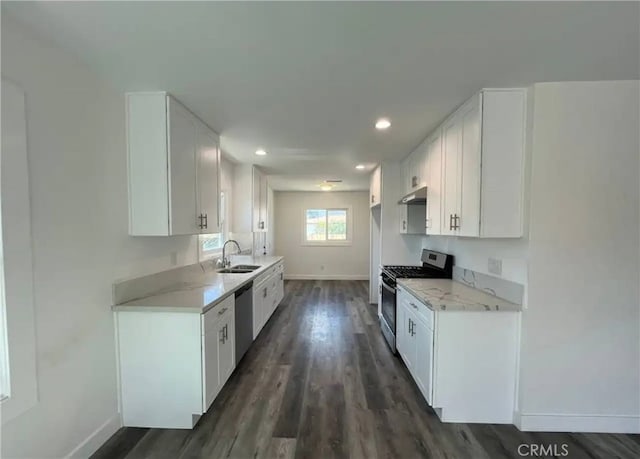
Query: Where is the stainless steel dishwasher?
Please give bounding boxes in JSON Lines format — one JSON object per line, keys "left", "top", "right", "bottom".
{"left": 234, "top": 281, "right": 253, "bottom": 365}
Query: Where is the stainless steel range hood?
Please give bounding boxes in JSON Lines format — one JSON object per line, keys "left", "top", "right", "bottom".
{"left": 398, "top": 186, "right": 427, "bottom": 204}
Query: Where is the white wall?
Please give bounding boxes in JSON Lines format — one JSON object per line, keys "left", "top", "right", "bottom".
{"left": 274, "top": 191, "right": 369, "bottom": 279}
{"left": 518, "top": 81, "right": 640, "bottom": 432}
{"left": 1, "top": 15, "right": 199, "bottom": 458}
{"left": 423, "top": 81, "right": 639, "bottom": 433}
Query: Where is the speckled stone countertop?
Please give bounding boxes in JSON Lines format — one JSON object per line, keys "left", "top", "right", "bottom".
{"left": 112, "top": 256, "right": 283, "bottom": 314}
{"left": 397, "top": 278, "right": 521, "bottom": 312}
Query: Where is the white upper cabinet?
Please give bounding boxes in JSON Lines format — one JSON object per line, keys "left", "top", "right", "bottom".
{"left": 370, "top": 166, "right": 381, "bottom": 207}
{"left": 232, "top": 164, "right": 269, "bottom": 234}
{"left": 127, "top": 92, "right": 221, "bottom": 236}
{"left": 252, "top": 166, "right": 269, "bottom": 232}
{"left": 425, "top": 132, "right": 443, "bottom": 235}
{"left": 196, "top": 120, "right": 221, "bottom": 234}
{"left": 400, "top": 142, "right": 428, "bottom": 196}
{"left": 440, "top": 89, "right": 526, "bottom": 238}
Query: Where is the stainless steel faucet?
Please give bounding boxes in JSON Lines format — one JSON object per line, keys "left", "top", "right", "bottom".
{"left": 220, "top": 240, "right": 241, "bottom": 268}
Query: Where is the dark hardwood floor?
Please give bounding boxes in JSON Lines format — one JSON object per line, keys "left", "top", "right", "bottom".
{"left": 93, "top": 280, "right": 640, "bottom": 459}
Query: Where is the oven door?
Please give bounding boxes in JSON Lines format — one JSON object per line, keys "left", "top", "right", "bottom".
{"left": 380, "top": 274, "right": 397, "bottom": 352}
{"left": 381, "top": 279, "right": 396, "bottom": 332}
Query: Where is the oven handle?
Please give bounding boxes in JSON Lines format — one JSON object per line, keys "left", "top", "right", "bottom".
{"left": 381, "top": 280, "right": 396, "bottom": 294}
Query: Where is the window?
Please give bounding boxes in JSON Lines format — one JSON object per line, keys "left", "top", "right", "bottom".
{"left": 303, "top": 208, "right": 351, "bottom": 245}
{"left": 199, "top": 191, "right": 226, "bottom": 259}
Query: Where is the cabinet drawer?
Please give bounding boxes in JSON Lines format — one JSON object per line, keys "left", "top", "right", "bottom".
{"left": 203, "top": 294, "right": 234, "bottom": 333}
{"left": 399, "top": 287, "right": 434, "bottom": 330}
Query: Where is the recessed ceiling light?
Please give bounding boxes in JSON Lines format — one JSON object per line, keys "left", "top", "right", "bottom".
{"left": 375, "top": 118, "right": 391, "bottom": 130}
{"left": 320, "top": 185, "right": 333, "bottom": 191}
{"left": 355, "top": 164, "right": 365, "bottom": 170}
{"left": 255, "top": 149, "right": 267, "bottom": 156}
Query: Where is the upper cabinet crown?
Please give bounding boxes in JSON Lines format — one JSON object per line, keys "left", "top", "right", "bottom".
{"left": 440, "top": 88, "right": 526, "bottom": 238}
{"left": 126, "top": 92, "right": 221, "bottom": 236}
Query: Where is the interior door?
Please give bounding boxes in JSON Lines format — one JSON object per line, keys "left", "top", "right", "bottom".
{"left": 196, "top": 122, "right": 220, "bottom": 234}
{"left": 167, "top": 97, "right": 198, "bottom": 235}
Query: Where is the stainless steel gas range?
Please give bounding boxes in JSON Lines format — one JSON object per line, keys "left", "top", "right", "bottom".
{"left": 379, "top": 249, "right": 454, "bottom": 353}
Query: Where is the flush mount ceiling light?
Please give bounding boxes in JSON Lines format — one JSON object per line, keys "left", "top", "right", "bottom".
{"left": 320, "top": 185, "right": 333, "bottom": 191}
{"left": 375, "top": 118, "right": 391, "bottom": 130}
{"left": 255, "top": 149, "right": 267, "bottom": 156}
{"left": 355, "top": 164, "right": 366, "bottom": 170}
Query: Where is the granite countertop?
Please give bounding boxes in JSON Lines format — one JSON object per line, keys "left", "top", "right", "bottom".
{"left": 112, "top": 256, "right": 284, "bottom": 314}
{"left": 397, "top": 278, "right": 521, "bottom": 312}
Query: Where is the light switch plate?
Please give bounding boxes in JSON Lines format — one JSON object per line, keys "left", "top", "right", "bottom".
{"left": 488, "top": 258, "right": 502, "bottom": 276}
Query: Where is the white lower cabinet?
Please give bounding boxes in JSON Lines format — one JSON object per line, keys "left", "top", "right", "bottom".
{"left": 252, "top": 261, "right": 285, "bottom": 339}
{"left": 203, "top": 295, "right": 235, "bottom": 409}
{"left": 116, "top": 294, "right": 236, "bottom": 429}
{"left": 397, "top": 286, "right": 518, "bottom": 424}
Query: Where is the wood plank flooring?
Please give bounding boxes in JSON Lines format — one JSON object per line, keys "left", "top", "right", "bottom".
{"left": 93, "top": 280, "right": 640, "bottom": 459}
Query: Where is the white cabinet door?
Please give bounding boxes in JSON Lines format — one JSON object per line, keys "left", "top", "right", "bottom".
{"left": 413, "top": 316, "right": 434, "bottom": 405}
{"left": 252, "top": 167, "right": 262, "bottom": 232}
{"left": 458, "top": 95, "right": 482, "bottom": 237}
{"left": 396, "top": 297, "right": 407, "bottom": 358}
{"left": 252, "top": 283, "right": 264, "bottom": 339}
{"left": 167, "top": 97, "right": 199, "bottom": 235}
{"left": 276, "top": 265, "right": 285, "bottom": 305}
{"left": 400, "top": 156, "right": 411, "bottom": 195}
{"left": 399, "top": 205, "right": 408, "bottom": 234}
{"left": 203, "top": 319, "right": 221, "bottom": 409}
{"left": 425, "top": 132, "right": 442, "bottom": 235}
{"left": 196, "top": 121, "right": 220, "bottom": 234}
{"left": 441, "top": 116, "right": 461, "bottom": 236}
{"left": 260, "top": 172, "right": 269, "bottom": 232}
{"left": 370, "top": 166, "right": 381, "bottom": 207}
{"left": 218, "top": 305, "right": 235, "bottom": 386}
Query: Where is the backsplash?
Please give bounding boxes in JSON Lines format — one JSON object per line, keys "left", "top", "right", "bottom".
{"left": 453, "top": 266, "right": 524, "bottom": 305}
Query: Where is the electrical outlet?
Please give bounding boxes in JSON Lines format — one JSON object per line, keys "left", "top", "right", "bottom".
{"left": 488, "top": 258, "right": 502, "bottom": 276}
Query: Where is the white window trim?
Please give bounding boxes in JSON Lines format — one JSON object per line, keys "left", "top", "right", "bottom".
{"left": 1, "top": 78, "right": 39, "bottom": 423}
{"left": 301, "top": 206, "right": 353, "bottom": 247}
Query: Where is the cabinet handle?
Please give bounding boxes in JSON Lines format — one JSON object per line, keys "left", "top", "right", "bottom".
{"left": 223, "top": 324, "right": 228, "bottom": 340}
{"left": 263, "top": 287, "right": 268, "bottom": 298}
{"left": 453, "top": 214, "right": 460, "bottom": 230}
{"left": 203, "top": 213, "right": 208, "bottom": 229}
{"left": 218, "top": 307, "right": 228, "bottom": 316}
{"left": 449, "top": 214, "right": 453, "bottom": 230}
{"left": 408, "top": 318, "right": 412, "bottom": 334}
{"left": 410, "top": 302, "right": 418, "bottom": 310}
{"left": 219, "top": 328, "right": 225, "bottom": 343}
{"left": 402, "top": 220, "right": 406, "bottom": 231}
{"left": 371, "top": 194, "right": 374, "bottom": 203}
{"left": 198, "top": 214, "right": 204, "bottom": 229}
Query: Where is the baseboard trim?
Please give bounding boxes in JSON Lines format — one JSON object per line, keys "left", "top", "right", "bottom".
{"left": 518, "top": 412, "right": 640, "bottom": 433}
{"left": 284, "top": 274, "right": 369, "bottom": 281}
{"left": 65, "top": 413, "right": 122, "bottom": 458}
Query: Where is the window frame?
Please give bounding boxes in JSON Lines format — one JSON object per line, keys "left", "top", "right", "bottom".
{"left": 301, "top": 206, "right": 353, "bottom": 247}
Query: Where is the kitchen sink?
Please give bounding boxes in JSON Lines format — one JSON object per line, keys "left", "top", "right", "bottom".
{"left": 217, "top": 268, "right": 254, "bottom": 274}
{"left": 231, "top": 265, "right": 260, "bottom": 271}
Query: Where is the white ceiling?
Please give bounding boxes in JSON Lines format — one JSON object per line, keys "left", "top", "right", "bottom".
{"left": 4, "top": 2, "right": 639, "bottom": 191}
